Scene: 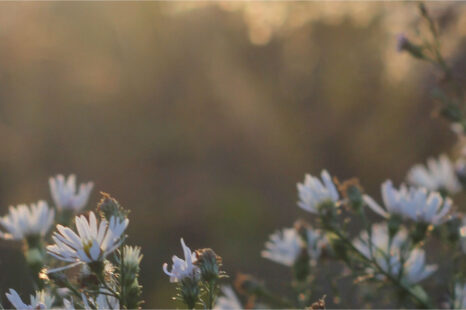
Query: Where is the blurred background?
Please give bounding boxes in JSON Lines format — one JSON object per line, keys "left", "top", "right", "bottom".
{"left": 0, "top": 2, "right": 465, "bottom": 308}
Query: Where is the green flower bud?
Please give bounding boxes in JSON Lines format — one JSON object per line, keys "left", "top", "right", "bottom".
{"left": 97, "top": 192, "right": 129, "bottom": 222}
{"left": 195, "top": 248, "right": 221, "bottom": 283}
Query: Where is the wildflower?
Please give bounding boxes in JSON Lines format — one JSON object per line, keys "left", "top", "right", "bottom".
{"left": 407, "top": 154, "right": 461, "bottom": 194}
{"left": 262, "top": 227, "right": 326, "bottom": 266}
{"left": 49, "top": 174, "right": 93, "bottom": 212}
{"left": 363, "top": 180, "right": 452, "bottom": 225}
{"left": 163, "top": 240, "right": 201, "bottom": 309}
{"left": 5, "top": 289, "right": 54, "bottom": 310}
{"left": 453, "top": 282, "right": 466, "bottom": 309}
{"left": 262, "top": 228, "right": 302, "bottom": 266}
{"left": 214, "top": 286, "right": 242, "bottom": 310}
{"left": 0, "top": 201, "right": 54, "bottom": 240}
{"left": 163, "top": 238, "right": 200, "bottom": 282}
{"left": 297, "top": 170, "right": 339, "bottom": 214}
{"left": 46, "top": 211, "right": 128, "bottom": 271}
{"left": 353, "top": 223, "right": 437, "bottom": 284}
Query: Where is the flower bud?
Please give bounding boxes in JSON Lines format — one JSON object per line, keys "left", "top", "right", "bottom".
{"left": 121, "top": 246, "right": 143, "bottom": 309}
{"left": 396, "top": 33, "right": 424, "bottom": 59}
{"left": 97, "top": 192, "right": 129, "bottom": 221}
{"left": 25, "top": 247, "right": 45, "bottom": 271}
{"left": 195, "top": 248, "right": 221, "bottom": 283}
{"left": 338, "top": 179, "right": 364, "bottom": 212}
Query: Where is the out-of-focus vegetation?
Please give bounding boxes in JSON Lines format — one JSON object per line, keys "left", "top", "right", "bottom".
{"left": 0, "top": 2, "right": 464, "bottom": 308}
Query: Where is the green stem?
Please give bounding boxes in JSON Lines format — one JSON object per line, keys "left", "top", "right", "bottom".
{"left": 331, "top": 228, "right": 432, "bottom": 308}
{"left": 207, "top": 280, "right": 215, "bottom": 310}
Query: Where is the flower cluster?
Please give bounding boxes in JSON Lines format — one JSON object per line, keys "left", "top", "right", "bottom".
{"left": 1, "top": 6, "right": 465, "bottom": 308}
{"left": 163, "top": 239, "right": 225, "bottom": 309}
{"left": 0, "top": 176, "right": 143, "bottom": 310}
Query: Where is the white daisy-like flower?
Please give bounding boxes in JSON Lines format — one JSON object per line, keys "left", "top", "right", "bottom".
{"left": 214, "top": 286, "right": 242, "bottom": 310}
{"left": 297, "top": 170, "right": 340, "bottom": 214}
{"left": 5, "top": 289, "right": 54, "bottom": 310}
{"left": 407, "top": 154, "right": 461, "bottom": 194}
{"left": 46, "top": 211, "right": 128, "bottom": 271}
{"left": 262, "top": 227, "right": 327, "bottom": 266}
{"left": 0, "top": 201, "right": 54, "bottom": 240}
{"left": 49, "top": 174, "right": 94, "bottom": 212}
{"left": 353, "top": 223, "right": 437, "bottom": 284}
{"left": 163, "top": 238, "right": 200, "bottom": 282}
{"left": 262, "top": 228, "right": 301, "bottom": 266}
{"left": 454, "top": 282, "right": 466, "bottom": 309}
{"left": 363, "top": 180, "right": 452, "bottom": 225}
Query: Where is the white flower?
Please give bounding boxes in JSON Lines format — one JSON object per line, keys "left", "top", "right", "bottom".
{"left": 163, "top": 238, "right": 199, "bottom": 282}
{"left": 261, "top": 227, "right": 327, "bottom": 266}
{"left": 363, "top": 180, "right": 452, "bottom": 225}
{"left": 297, "top": 170, "right": 339, "bottom": 213}
{"left": 407, "top": 154, "right": 461, "bottom": 194}
{"left": 214, "top": 286, "right": 242, "bottom": 310}
{"left": 353, "top": 223, "right": 437, "bottom": 284}
{"left": 46, "top": 211, "right": 128, "bottom": 271}
{"left": 5, "top": 289, "right": 54, "bottom": 310}
{"left": 262, "top": 228, "right": 302, "bottom": 266}
{"left": 49, "top": 174, "right": 94, "bottom": 212}
{"left": 454, "top": 282, "right": 466, "bottom": 309}
{"left": 0, "top": 201, "right": 54, "bottom": 240}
